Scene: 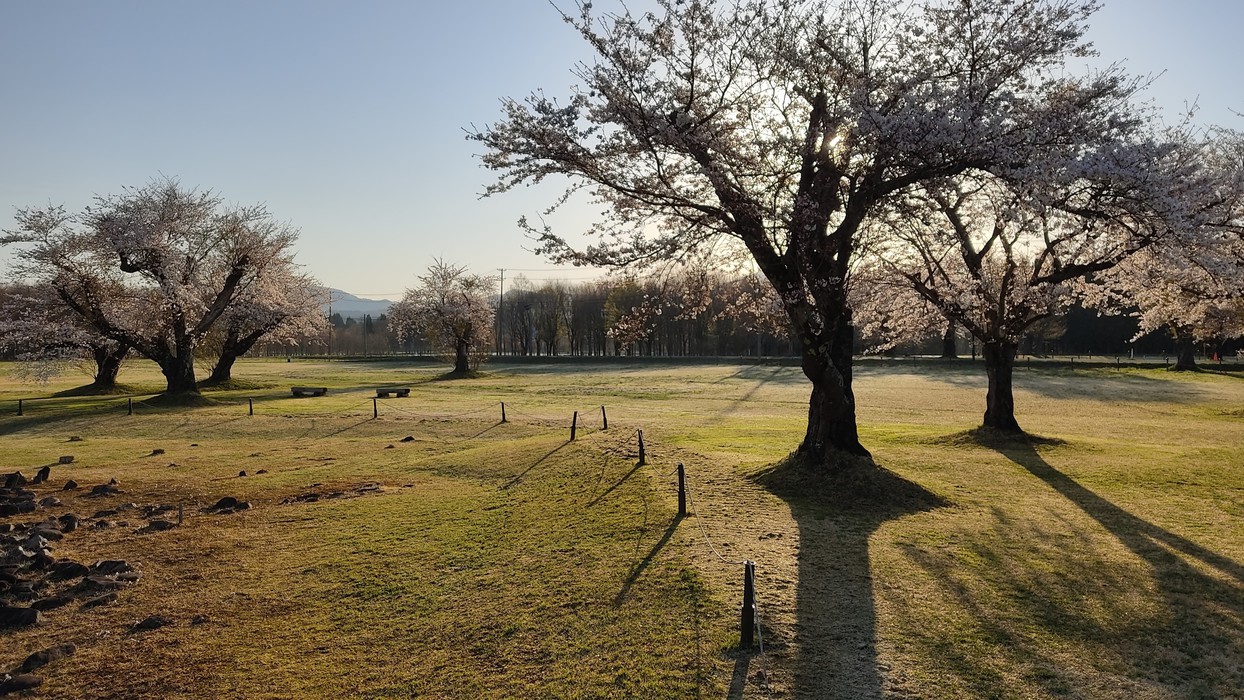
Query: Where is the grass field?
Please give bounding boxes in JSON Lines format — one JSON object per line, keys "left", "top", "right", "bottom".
{"left": 1, "top": 358, "right": 1242, "bottom": 699}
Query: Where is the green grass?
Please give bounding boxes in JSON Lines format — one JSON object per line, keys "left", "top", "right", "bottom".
{"left": 1, "top": 357, "right": 1243, "bottom": 699}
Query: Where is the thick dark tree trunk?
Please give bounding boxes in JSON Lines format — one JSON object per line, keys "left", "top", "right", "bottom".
{"left": 89, "top": 344, "right": 128, "bottom": 390}
{"left": 205, "top": 328, "right": 267, "bottom": 385}
{"left": 982, "top": 340, "right": 1022, "bottom": 432}
{"left": 941, "top": 321, "right": 958, "bottom": 359}
{"left": 1172, "top": 331, "right": 1198, "bottom": 371}
{"left": 207, "top": 353, "right": 238, "bottom": 385}
{"left": 454, "top": 339, "right": 470, "bottom": 374}
{"left": 796, "top": 320, "right": 870, "bottom": 467}
{"left": 158, "top": 349, "right": 199, "bottom": 395}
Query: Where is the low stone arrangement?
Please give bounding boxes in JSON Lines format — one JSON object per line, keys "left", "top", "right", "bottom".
{"left": 3, "top": 451, "right": 268, "bottom": 693}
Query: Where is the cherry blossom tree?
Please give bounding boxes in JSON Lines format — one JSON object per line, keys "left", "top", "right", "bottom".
{"left": 471, "top": 0, "right": 1168, "bottom": 468}
{"left": 201, "top": 271, "right": 328, "bottom": 385}
{"left": 389, "top": 260, "right": 496, "bottom": 375}
{"left": 2, "top": 179, "right": 304, "bottom": 396}
{"left": 862, "top": 131, "right": 1225, "bottom": 432}
{"left": 1088, "top": 131, "right": 1244, "bottom": 370}
{"left": 0, "top": 283, "right": 132, "bottom": 390}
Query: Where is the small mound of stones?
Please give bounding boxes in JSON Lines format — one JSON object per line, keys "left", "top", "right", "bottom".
{"left": 280, "top": 482, "right": 385, "bottom": 505}
{"left": 1, "top": 464, "right": 183, "bottom": 691}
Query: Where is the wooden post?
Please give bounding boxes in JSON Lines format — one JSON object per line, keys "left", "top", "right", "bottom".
{"left": 637, "top": 430, "right": 646, "bottom": 466}
{"left": 128, "top": 398, "right": 133, "bottom": 416}
{"left": 373, "top": 397, "right": 379, "bottom": 420}
{"left": 16, "top": 399, "right": 22, "bottom": 417}
{"left": 248, "top": 398, "right": 254, "bottom": 416}
{"left": 740, "top": 561, "right": 756, "bottom": 648}
{"left": 570, "top": 411, "right": 578, "bottom": 441}
{"left": 677, "top": 462, "right": 686, "bottom": 517}
{"left": 178, "top": 501, "right": 184, "bottom": 526}
{"left": 601, "top": 405, "right": 608, "bottom": 430}
{"left": 501, "top": 402, "right": 507, "bottom": 423}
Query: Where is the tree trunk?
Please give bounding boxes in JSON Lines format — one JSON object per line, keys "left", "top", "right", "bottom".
{"left": 158, "top": 347, "right": 199, "bottom": 394}
{"left": 941, "top": 321, "right": 958, "bottom": 359}
{"left": 205, "top": 328, "right": 268, "bottom": 385}
{"left": 90, "top": 344, "right": 128, "bottom": 390}
{"left": 1172, "top": 330, "right": 1198, "bottom": 371}
{"left": 982, "top": 341, "right": 1022, "bottom": 432}
{"left": 454, "top": 339, "right": 470, "bottom": 374}
{"left": 796, "top": 319, "right": 870, "bottom": 467}
{"left": 207, "top": 353, "right": 238, "bottom": 385}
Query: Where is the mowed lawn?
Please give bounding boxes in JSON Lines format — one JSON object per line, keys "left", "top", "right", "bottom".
{"left": 1, "top": 358, "right": 1242, "bottom": 699}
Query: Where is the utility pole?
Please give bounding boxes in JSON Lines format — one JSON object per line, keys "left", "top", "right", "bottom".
{"left": 497, "top": 268, "right": 505, "bottom": 357}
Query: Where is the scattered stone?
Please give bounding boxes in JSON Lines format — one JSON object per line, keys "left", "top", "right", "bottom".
{"left": 18, "top": 642, "right": 76, "bottom": 672}
{"left": 62, "top": 480, "right": 78, "bottom": 491}
{"left": 238, "top": 470, "right": 247, "bottom": 477}
{"left": 29, "top": 596, "right": 73, "bottom": 612}
{"left": 115, "top": 502, "right": 136, "bottom": 512}
{"left": 116, "top": 521, "right": 131, "bottom": 528}
{"left": 58, "top": 514, "right": 79, "bottom": 532}
{"left": 0, "top": 674, "right": 43, "bottom": 694}
{"left": 400, "top": 436, "right": 415, "bottom": 443}
{"left": 92, "top": 509, "right": 119, "bottom": 519}
{"left": 385, "top": 444, "right": 395, "bottom": 449}
{"left": 190, "top": 443, "right": 199, "bottom": 447}
{"left": 92, "top": 560, "right": 133, "bottom": 576}
{"left": 109, "top": 478, "right": 119, "bottom": 485}
{"left": 0, "top": 524, "right": 12, "bottom": 533}
{"left": 117, "top": 572, "right": 141, "bottom": 583}
{"left": 80, "top": 592, "right": 118, "bottom": 609}
{"left": 208, "top": 496, "right": 240, "bottom": 511}
{"left": 190, "top": 614, "right": 209, "bottom": 625}
{"left": 138, "top": 520, "right": 176, "bottom": 534}
{"left": 68, "top": 436, "right": 83, "bottom": 442}
{"left": 130, "top": 614, "right": 171, "bottom": 632}
{"left": 148, "top": 449, "right": 165, "bottom": 456}
{"left": 256, "top": 469, "right": 268, "bottom": 475}
{"left": 48, "top": 561, "right": 89, "bottom": 581}
{"left": 0, "top": 606, "right": 42, "bottom": 629}
{"left": 58, "top": 455, "right": 73, "bottom": 465}
{"left": 3, "top": 473, "right": 26, "bottom": 489}
{"left": 92, "top": 520, "right": 115, "bottom": 529}
{"left": 33, "top": 466, "right": 51, "bottom": 484}
{"left": 37, "top": 496, "right": 61, "bottom": 508}
{"left": 89, "top": 483, "right": 121, "bottom": 497}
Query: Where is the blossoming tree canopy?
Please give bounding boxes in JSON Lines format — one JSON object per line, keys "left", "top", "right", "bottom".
{"left": 470, "top": 0, "right": 1176, "bottom": 469}
{"left": 1, "top": 178, "right": 311, "bottom": 396}
{"left": 389, "top": 260, "right": 496, "bottom": 375}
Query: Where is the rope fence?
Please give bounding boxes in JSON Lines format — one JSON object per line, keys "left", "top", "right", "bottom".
{"left": 3, "top": 384, "right": 773, "bottom": 691}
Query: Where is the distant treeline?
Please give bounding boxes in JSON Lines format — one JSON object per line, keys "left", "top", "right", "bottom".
{"left": 241, "top": 276, "right": 1239, "bottom": 361}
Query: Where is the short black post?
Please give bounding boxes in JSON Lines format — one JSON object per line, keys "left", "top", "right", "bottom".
{"left": 17, "top": 399, "right": 22, "bottom": 417}
{"left": 501, "top": 402, "right": 507, "bottom": 423}
{"left": 177, "top": 501, "right": 184, "bottom": 526}
{"left": 248, "top": 398, "right": 254, "bottom": 416}
{"left": 128, "top": 398, "right": 133, "bottom": 416}
{"left": 601, "top": 405, "right": 608, "bottom": 430}
{"left": 740, "top": 561, "right": 756, "bottom": 648}
{"left": 373, "top": 397, "right": 379, "bottom": 420}
{"left": 677, "top": 462, "right": 686, "bottom": 517}
{"left": 637, "top": 430, "right": 646, "bottom": 466}
{"left": 570, "top": 411, "right": 578, "bottom": 441}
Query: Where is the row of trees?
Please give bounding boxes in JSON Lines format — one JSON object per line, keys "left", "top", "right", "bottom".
{"left": 470, "top": 0, "right": 1244, "bottom": 466}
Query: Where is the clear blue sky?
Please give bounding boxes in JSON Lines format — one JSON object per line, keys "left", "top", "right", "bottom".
{"left": 2, "top": 0, "right": 1240, "bottom": 298}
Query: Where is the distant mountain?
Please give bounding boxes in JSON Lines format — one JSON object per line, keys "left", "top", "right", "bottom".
{"left": 323, "top": 289, "right": 393, "bottom": 320}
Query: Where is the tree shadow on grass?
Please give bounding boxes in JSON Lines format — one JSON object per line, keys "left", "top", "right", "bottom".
{"left": 955, "top": 429, "right": 1244, "bottom": 697}
{"left": 753, "top": 456, "right": 946, "bottom": 699}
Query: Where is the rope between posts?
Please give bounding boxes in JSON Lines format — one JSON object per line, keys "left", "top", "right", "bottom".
{"left": 684, "top": 481, "right": 748, "bottom": 567}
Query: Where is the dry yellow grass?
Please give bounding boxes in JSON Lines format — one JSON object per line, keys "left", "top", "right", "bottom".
{"left": 1, "top": 357, "right": 1242, "bottom": 699}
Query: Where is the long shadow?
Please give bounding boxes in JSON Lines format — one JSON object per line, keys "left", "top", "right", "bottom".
{"left": 755, "top": 458, "right": 945, "bottom": 699}
{"left": 500, "top": 442, "right": 568, "bottom": 490}
{"left": 587, "top": 461, "right": 644, "bottom": 507}
{"left": 988, "top": 434, "right": 1244, "bottom": 696}
{"left": 613, "top": 516, "right": 681, "bottom": 606}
